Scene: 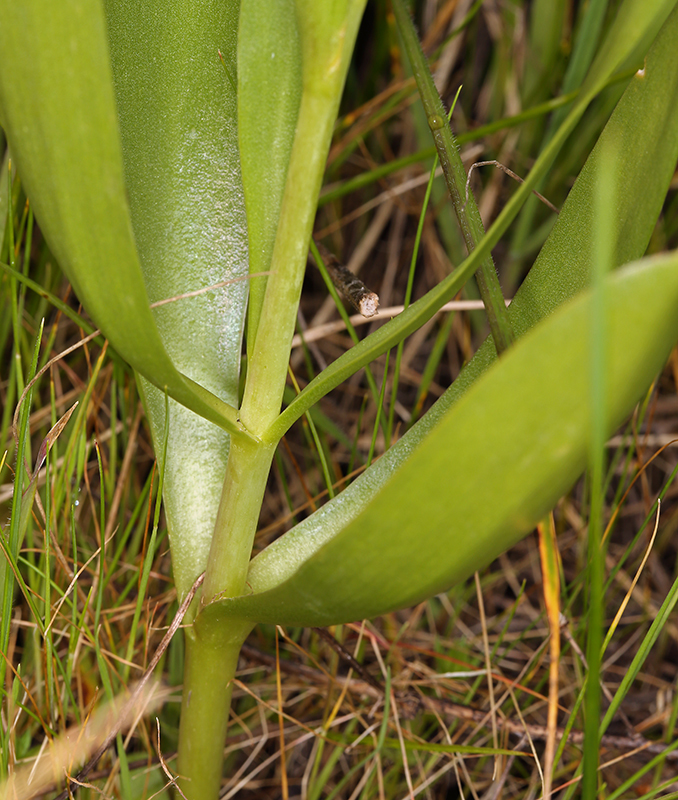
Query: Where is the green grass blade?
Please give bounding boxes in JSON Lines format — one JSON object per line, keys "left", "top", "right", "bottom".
{"left": 123, "top": 395, "right": 170, "bottom": 679}
{"left": 582, "top": 131, "right": 617, "bottom": 800}
{"left": 600, "top": 572, "right": 678, "bottom": 738}
{"left": 392, "top": 0, "right": 513, "bottom": 353}
{"left": 0, "top": 321, "right": 42, "bottom": 651}
{"left": 605, "top": 740, "right": 678, "bottom": 800}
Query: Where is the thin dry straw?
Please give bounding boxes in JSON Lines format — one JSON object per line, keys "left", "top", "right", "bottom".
{"left": 289, "top": 298, "right": 512, "bottom": 349}
{"left": 463, "top": 160, "right": 559, "bottom": 215}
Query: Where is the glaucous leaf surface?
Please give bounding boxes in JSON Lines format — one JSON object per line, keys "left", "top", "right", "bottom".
{"left": 103, "top": 0, "right": 250, "bottom": 599}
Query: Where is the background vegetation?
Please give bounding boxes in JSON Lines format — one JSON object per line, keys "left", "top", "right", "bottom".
{"left": 2, "top": 0, "right": 678, "bottom": 798}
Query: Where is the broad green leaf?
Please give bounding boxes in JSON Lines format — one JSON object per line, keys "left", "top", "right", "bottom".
{"left": 206, "top": 253, "right": 678, "bottom": 626}
{"left": 200, "top": 4, "right": 678, "bottom": 626}
{"left": 238, "top": 0, "right": 302, "bottom": 348}
{"left": 0, "top": 0, "right": 245, "bottom": 439}
{"left": 102, "top": 0, "right": 250, "bottom": 599}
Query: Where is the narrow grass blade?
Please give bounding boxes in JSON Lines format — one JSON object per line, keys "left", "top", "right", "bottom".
{"left": 16, "top": 402, "right": 79, "bottom": 564}
{"left": 582, "top": 119, "right": 618, "bottom": 799}
{"left": 600, "top": 571, "right": 678, "bottom": 738}
{"left": 123, "top": 395, "right": 170, "bottom": 678}
{"left": 0, "top": 320, "right": 42, "bottom": 664}
{"left": 537, "top": 513, "right": 562, "bottom": 799}
{"left": 392, "top": 0, "right": 513, "bottom": 354}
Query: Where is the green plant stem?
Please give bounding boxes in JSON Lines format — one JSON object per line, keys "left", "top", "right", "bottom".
{"left": 178, "top": 429, "right": 275, "bottom": 800}
{"left": 392, "top": 0, "right": 514, "bottom": 354}
{"left": 176, "top": 438, "right": 273, "bottom": 800}
{"left": 179, "top": 437, "right": 274, "bottom": 799}
{"left": 240, "top": 88, "right": 340, "bottom": 436}
{"left": 176, "top": 617, "right": 253, "bottom": 799}
{"left": 202, "top": 438, "right": 276, "bottom": 604}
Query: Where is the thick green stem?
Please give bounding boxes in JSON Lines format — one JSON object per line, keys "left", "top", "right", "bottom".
{"left": 175, "top": 399, "right": 274, "bottom": 800}
{"left": 176, "top": 617, "right": 253, "bottom": 799}
{"left": 240, "top": 88, "right": 339, "bottom": 436}
{"left": 392, "top": 0, "right": 514, "bottom": 354}
{"left": 174, "top": 437, "right": 272, "bottom": 800}
{"left": 202, "top": 437, "right": 276, "bottom": 604}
